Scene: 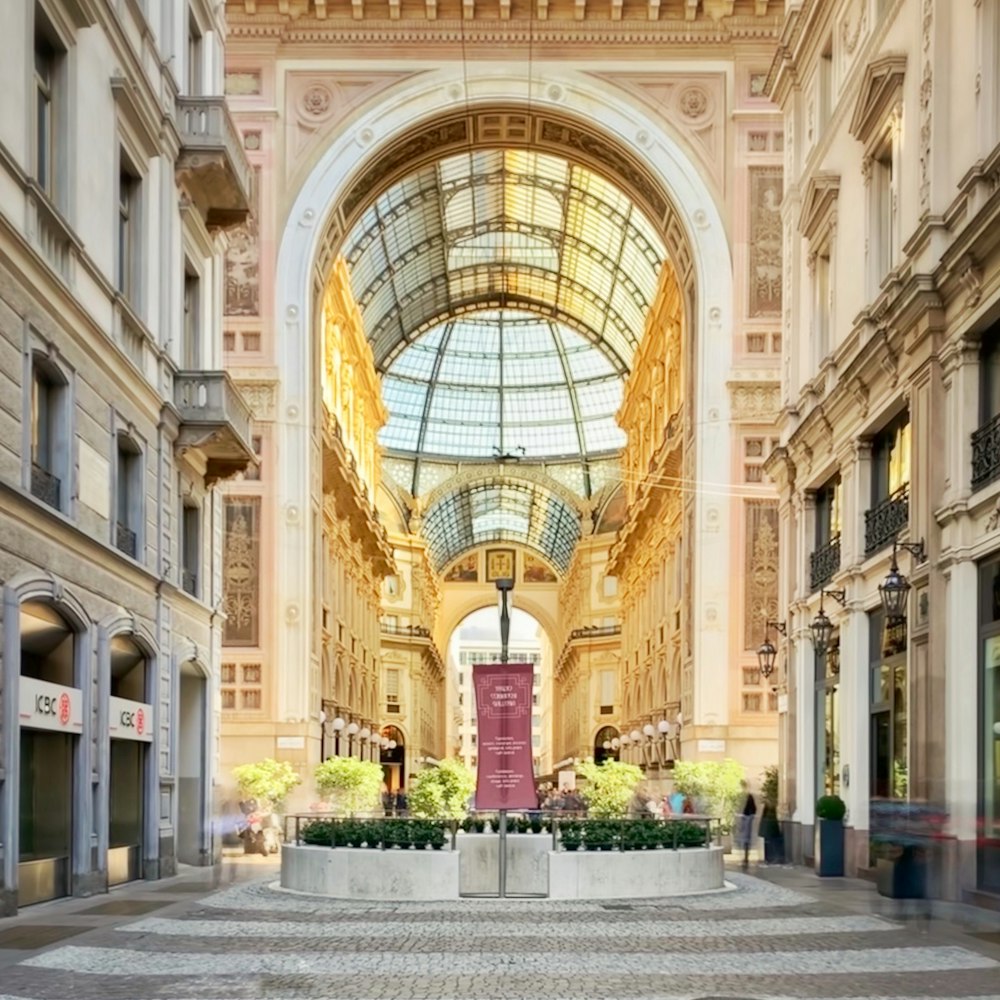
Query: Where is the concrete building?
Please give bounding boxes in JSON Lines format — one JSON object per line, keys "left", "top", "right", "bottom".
{"left": 767, "top": 0, "right": 1000, "bottom": 903}
{"left": 0, "top": 0, "right": 254, "bottom": 912}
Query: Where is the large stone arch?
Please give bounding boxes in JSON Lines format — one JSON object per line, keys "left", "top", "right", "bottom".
{"left": 436, "top": 594, "right": 559, "bottom": 660}
{"left": 273, "top": 65, "right": 735, "bottom": 725}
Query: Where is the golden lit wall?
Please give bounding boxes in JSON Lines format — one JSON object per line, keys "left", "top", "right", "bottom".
{"left": 609, "top": 264, "right": 686, "bottom": 752}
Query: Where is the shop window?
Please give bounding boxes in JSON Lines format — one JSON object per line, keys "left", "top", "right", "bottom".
{"left": 869, "top": 609, "right": 906, "bottom": 803}
{"left": 115, "top": 433, "right": 142, "bottom": 558}
{"left": 815, "top": 630, "right": 841, "bottom": 797}
{"left": 865, "top": 412, "right": 910, "bottom": 556}
{"left": 29, "top": 352, "right": 69, "bottom": 512}
{"left": 979, "top": 555, "right": 1000, "bottom": 892}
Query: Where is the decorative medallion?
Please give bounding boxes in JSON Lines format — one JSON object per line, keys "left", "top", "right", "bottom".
{"left": 678, "top": 86, "right": 710, "bottom": 121}
{"left": 301, "top": 84, "right": 333, "bottom": 119}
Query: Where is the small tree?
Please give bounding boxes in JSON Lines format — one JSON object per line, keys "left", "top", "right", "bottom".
{"left": 314, "top": 757, "right": 384, "bottom": 816}
{"left": 761, "top": 764, "right": 779, "bottom": 810}
{"left": 671, "top": 758, "right": 746, "bottom": 833}
{"left": 409, "top": 758, "right": 476, "bottom": 819}
{"left": 232, "top": 758, "right": 301, "bottom": 813}
{"left": 575, "top": 759, "right": 644, "bottom": 818}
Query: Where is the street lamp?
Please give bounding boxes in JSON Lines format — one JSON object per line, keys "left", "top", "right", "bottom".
{"left": 878, "top": 537, "right": 926, "bottom": 624}
{"left": 810, "top": 589, "right": 846, "bottom": 656}
{"left": 756, "top": 620, "right": 786, "bottom": 679}
{"left": 346, "top": 721, "right": 358, "bottom": 755}
{"left": 332, "top": 716, "right": 345, "bottom": 756}
{"left": 495, "top": 577, "right": 514, "bottom": 663}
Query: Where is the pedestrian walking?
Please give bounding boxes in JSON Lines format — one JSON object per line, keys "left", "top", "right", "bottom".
{"left": 735, "top": 780, "right": 757, "bottom": 871}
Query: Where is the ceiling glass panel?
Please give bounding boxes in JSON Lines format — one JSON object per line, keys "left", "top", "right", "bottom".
{"left": 422, "top": 480, "right": 582, "bottom": 573}
{"left": 379, "top": 311, "right": 625, "bottom": 465}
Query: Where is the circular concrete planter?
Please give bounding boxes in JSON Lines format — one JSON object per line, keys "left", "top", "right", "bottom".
{"left": 281, "top": 839, "right": 724, "bottom": 900}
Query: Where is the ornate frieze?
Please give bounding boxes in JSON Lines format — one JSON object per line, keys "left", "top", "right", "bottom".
{"left": 728, "top": 380, "right": 780, "bottom": 422}
{"left": 748, "top": 166, "right": 783, "bottom": 316}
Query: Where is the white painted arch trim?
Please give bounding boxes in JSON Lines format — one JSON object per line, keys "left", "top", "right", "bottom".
{"left": 274, "top": 65, "right": 735, "bottom": 725}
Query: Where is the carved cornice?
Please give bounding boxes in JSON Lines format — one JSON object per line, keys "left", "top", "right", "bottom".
{"left": 798, "top": 171, "right": 840, "bottom": 242}
{"left": 849, "top": 53, "right": 906, "bottom": 145}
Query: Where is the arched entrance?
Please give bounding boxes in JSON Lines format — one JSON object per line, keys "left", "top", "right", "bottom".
{"left": 594, "top": 725, "right": 620, "bottom": 764}
{"left": 380, "top": 725, "right": 406, "bottom": 796}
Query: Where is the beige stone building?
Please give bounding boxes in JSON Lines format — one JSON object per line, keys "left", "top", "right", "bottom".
{"left": 216, "top": 0, "right": 786, "bottom": 817}
{"left": 767, "top": 0, "right": 1000, "bottom": 902}
{"left": 0, "top": 0, "right": 254, "bottom": 912}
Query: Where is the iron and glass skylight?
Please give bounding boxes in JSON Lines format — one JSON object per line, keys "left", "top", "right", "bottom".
{"left": 342, "top": 149, "right": 667, "bottom": 372}
{"left": 422, "top": 479, "right": 582, "bottom": 574}
{"left": 380, "top": 310, "right": 626, "bottom": 460}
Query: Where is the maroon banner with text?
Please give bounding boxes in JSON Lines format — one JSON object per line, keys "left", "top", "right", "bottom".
{"left": 473, "top": 662, "right": 536, "bottom": 810}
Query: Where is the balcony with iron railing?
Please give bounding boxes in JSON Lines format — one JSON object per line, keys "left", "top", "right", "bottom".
{"left": 115, "top": 521, "right": 137, "bottom": 558}
{"left": 30, "top": 463, "right": 60, "bottom": 509}
{"left": 174, "top": 372, "right": 256, "bottom": 485}
{"left": 810, "top": 534, "right": 841, "bottom": 591}
{"left": 864, "top": 483, "right": 909, "bottom": 556}
{"left": 972, "top": 411, "right": 1000, "bottom": 490}
{"left": 174, "top": 96, "right": 252, "bottom": 230}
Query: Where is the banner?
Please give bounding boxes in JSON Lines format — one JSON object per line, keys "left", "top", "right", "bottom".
{"left": 473, "top": 662, "right": 536, "bottom": 810}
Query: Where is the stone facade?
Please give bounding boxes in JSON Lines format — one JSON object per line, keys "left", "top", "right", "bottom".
{"left": 0, "top": 0, "right": 254, "bottom": 911}
{"left": 767, "top": 0, "right": 1000, "bottom": 901}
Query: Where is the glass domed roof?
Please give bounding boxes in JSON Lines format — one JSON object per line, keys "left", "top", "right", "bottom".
{"left": 380, "top": 310, "right": 625, "bottom": 461}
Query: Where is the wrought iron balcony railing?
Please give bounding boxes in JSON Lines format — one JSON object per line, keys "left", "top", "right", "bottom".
{"left": 809, "top": 534, "right": 841, "bottom": 591}
{"left": 864, "top": 484, "right": 909, "bottom": 556}
{"left": 972, "top": 411, "right": 1000, "bottom": 490}
{"left": 115, "top": 521, "right": 137, "bottom": 558}
{"left": 30, "top": 463, "right": 60, "bottom": 509}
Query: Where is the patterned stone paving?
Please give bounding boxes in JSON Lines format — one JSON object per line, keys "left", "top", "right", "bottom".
{"left": 0, "top": 869, "right": 999, "bottom": 1000}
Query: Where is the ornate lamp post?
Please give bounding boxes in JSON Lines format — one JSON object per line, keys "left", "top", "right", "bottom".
{"left": 495, "top": 577, "right": 514, "bottom": 663}
{"left": 810, "top": 590, "right": 846, "bottom": 656}
{"left": 878, "top": 537, "right": 926, "bottom": 625}
{"left": 756, "top": 620, "right": 786, "bottom": 680}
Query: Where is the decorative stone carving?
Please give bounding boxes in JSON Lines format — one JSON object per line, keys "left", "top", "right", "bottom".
{"left": 301, "top": 84, "right": 334, "bottom": 119}
{"left": 958, "top": 254, "right": 984, "bottom": 308}
{"left": 729, "top": 382, "right": 780, "bottom": 421}
{"left": 678, "top": 86, "right": 710, "bottom": 120}
{"left": 748, "top": 166, "right": 783, "bottom": 317}
{"left": 841, "top": 0, "right": 866, "bottom": 57}
{"left": 224, "top": 167, "right": 260, "bottom": 316}
{"left": 235, "top": 380, "right": 278, "bottom": 421}
{"left": 744, "top": 500, "right": 779, "bottom": 649}
{"left": 919, "top": 0, "right": 933, "bottom": 210}
{"left": 223, "top": 497, "right": 260, "bottom": 646}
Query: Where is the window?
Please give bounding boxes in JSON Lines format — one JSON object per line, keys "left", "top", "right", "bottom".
{"left": 221, "top": 661, "right": 263, "bottom": 712}
{"left": 871, "top": 143, "right": 895, "bottom": 283}
{"left": 33, "top": 10, "right": 63, "bottom": 200}
{"left": 974, "top": 324, "right": 1000, "bottom": 489}
{"left": 813, "top": 248, "right": 832, "bottom": 365}
{"left": 815, "top": 630, "right": 840, "bottom": 797}
{"left": 244, "top": 435, "right": 262, "bottom": 481}
{"left": 182, "top": 266, "right": 200, "bottom": 368}
{"left": 187, "top": 10, "right": 203, "bottom": 95}
{"left": 866, "top": 414, "right": 909, "bottom": 555}
{"left": 29, "top": 354, "right": 68, "bottom": 510}
{"left": 818, "top": 37, "right": 834, "bottom": 131}
{"left": 811, "top": 476, "right": 842, "bottom": 590}
{"left": 115, "top": 434, "right": 142, "bottom": 557}
{"left": 117, "top": 154, "right": 141, "bottom": 301}
{"left": 182, "top": 504, "right": 200, "bottom": 596}
{"left": 385, "top": 668, "right": 400, "bottom": 706}
{"left": 869, "top": 609, "right": 906, "bottom": 804}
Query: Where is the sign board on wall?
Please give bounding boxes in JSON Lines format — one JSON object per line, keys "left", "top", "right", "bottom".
{"left": 473, "top": 663, "right": 537, "bottom": 810}
{"left": 277, "top": 736, "right": 305, "bottom": 749}
{"left": 19, "top": 676, "right": 83, "bottom": 734}
{"left": 109, "top": 696, "right": 153, "bottom": 742}
{"left": 696, "top": 738, "right": 726, "bottom": 753}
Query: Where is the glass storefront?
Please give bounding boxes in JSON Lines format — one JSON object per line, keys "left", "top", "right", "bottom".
{"left": 869, "top": 609, "right": 907, "bottom": 801}
{"left": 979, "top": 557, "right": 1000, "bottom": 893}
{"left": 815, "top": 633, "right": 840, "bottom": 797}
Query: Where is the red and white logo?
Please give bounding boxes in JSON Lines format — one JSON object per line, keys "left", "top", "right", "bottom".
{"left": 136, "top": 708, "right": 145, "bottom": 736}
{"left": 58, "top": 692, "right": 71, "bottom": 726}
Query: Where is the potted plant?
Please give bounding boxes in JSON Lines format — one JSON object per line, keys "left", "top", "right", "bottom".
{"left": 314, "top": 757, "right": 384, "bottom": 817}
{"left": 559, "top": 820, "right": 582, "bottom": 851}
{"left": 408, "top": 759, "right": 476, "bottom": 820}
{"left": 815, "top": 793, "right": 847, "bottom": 877}
{"left": 758, "top": 765, "right": 785, "bottom": 864}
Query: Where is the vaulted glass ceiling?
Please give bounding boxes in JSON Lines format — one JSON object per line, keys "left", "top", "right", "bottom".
{"left": 422, "top": 479, "right": 582, "bottom": 574}
{"left": 342, "top": 149, "right": 666, "bottom": 373}
{"left": 380, "top": 310, "right": 626, "bottom": 460}
{"left": 339, "top": 147, "right": 670, "bottom": 570}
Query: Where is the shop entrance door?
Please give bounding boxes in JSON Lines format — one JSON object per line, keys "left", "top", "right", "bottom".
{"left": 108, "top": 738, "right": 144, "bottom": 885}
{"left": 18, "top": 729, "right": 72, "bottom": 906}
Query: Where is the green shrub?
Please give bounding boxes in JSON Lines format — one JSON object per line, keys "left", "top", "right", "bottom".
{"left": 409, "top": 759, "right": 476, "bottom": 819}
{"left": 301, "top": 819, "right": 336, "bottom": 846}
{"left": 559, "top": 819, "right": 582, "bottom": 851}
{"left": 574, "top": 759, "right": 644, "bottom": 818}
{"left": 816, "top": 794, "right": 847, "bottom": 821}
{"left": 761, "top": 764, "right": 779, "bottom": 810}
{"left": 232, "top": 758, "right": 301, "bottom": 813}
{"left": 314, "top": 757, "right": 384, "bottom": 816}
{"left": 671, "top": 758, "right": 746, "bottom": 834}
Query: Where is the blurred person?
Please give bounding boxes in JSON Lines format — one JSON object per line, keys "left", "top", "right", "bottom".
{"left": 735, "top": 780, "right": 757, "bottom": 871}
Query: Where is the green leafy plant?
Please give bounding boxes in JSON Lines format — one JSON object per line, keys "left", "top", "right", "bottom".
{"left": 574, "top": 759, "right": 644, "bottom": 818}
{"left": 559, "top": 819, "right": 582, "bottom": 851}
{"left": 816, "top": 794, "right": 847, "bottom": 821}
{"left": 671, "top": 758, "right": 746, "bottom": 834}
{"left": 232, "top": 758, "right": 301, "bottom": 812}
{"left": 409, "top": 758, "right": 476, "bottom": 819}
{"left": 761, "top": 764, "right": 779, "bottom": 810}
{"left": 314, "top": 757, "right": 384, "bottom": 816}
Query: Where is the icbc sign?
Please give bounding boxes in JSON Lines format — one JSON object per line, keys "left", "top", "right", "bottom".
{"left": 109, "top": 697, "right": 153, "bottom": 743}
{"left": 19, "top": 678, "right": 83, "bottom": 733}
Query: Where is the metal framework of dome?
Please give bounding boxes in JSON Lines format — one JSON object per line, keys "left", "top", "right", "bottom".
{"left": 422, "top": 479, "right": 581, "bottom": 575}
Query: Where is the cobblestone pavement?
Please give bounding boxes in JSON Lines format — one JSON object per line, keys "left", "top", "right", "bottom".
{"left": 1, "top": 861, "right": 999, "bottom": 1000}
